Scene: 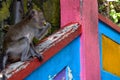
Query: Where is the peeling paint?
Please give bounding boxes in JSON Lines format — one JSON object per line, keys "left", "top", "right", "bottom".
{"left": 48, "top": 74, "right": 56, "bottom": 80}
{"left": 67, "top": 66, "right": 73, "bottom": 80}
{"left": 36, "top": 23, "right": 79, "bottom": 54}
{"left": 5, "top": 61, "right": 29, "bottom": 78}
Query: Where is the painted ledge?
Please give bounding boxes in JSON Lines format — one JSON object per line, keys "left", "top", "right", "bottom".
{"left": 5, "top": 22, "right": 81, "bottom": 80}
{"left": 98, "top": 13, "right": 120, "bottom": 33}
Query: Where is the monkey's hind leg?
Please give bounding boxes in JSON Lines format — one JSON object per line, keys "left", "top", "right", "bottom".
{"left": 30, "top": 43, "right": 43, "bottom": 61}
{"left": 18, "top": 37, "right": 31, "bottom": 61}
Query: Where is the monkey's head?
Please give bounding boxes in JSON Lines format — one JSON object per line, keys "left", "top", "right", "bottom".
{"left": 28, "top": 9, "right": 46, "bottom": 27}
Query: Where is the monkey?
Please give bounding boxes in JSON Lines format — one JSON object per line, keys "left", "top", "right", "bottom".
{"left": 0, "top": 9, "right": 51, "bottom": 80}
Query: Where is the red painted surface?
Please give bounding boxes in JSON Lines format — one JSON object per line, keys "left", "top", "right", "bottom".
{"left": 60, "top": 0, "right": 81, "bottom": 27}
{"left": 98, "top": 14, "right": 120, "bottom": 33}
{"left": 80, "top": 1, "right": 101, "bottom": 80}
{"left": 8, "top": 24, "right": 81, "bottom": 80}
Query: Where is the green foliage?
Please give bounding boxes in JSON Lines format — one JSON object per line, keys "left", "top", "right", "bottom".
{"left": 98, "top": 0, "right": 120, "bottom": 26}
{"left": 33, "top": 37, "right": 40, "bottom": 44}
{"left": 33, "top": 3, "right": 41, "bottom": 11}
{"left": 109, "top": 1, "right": 120, "bottom": 24}
{"left": 98, "top": 0, "right": 108, "bottom": 16}
{"left": 33, "top": 0, "right": 60, "bottom": 32}
{"left": 0, "top": 1, "right": 12, "bottom": 22}
{"left": 23, "top": 0, "right": 41, "bottom": 14}
{"left": 23, "top": 0, "right": 28, "bottom": 14}
{"left": 43, "top": 0, "right": 60, "bottom": 27}
{"left": 43, "top": 0, "right": 60, "bottom": 33}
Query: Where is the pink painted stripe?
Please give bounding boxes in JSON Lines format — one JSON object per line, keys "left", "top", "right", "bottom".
{"left": 61, "top": 0, "right": 101, "bottom": 80}
{"left": 80, "top": 0, "right": 101, "bottom": 80}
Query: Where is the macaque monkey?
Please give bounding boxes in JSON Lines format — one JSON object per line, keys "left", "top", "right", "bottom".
{"left": 0, "top": 9, "right": 51, "bottom": 80}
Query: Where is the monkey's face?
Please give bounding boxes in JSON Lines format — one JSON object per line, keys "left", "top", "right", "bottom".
{"left": 30, "top": 9, "right": 40, "bottom": 23}
{"left": 29, "top": 9, "right": 46, "bottom": 27}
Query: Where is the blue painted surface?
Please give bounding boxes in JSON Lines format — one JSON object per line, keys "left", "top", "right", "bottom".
{"left": 98, "top": 21, "right": 120, "bottom": 44}
{"left": 98, "top": 21, "right": 120, "bottom": 80}
{"left": 25, "top": 36, "right": 80, "bottom": 80}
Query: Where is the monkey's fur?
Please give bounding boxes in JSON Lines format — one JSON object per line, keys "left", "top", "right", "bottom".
{"left": 0, "top": 9, "right": 51, "bottom": 80}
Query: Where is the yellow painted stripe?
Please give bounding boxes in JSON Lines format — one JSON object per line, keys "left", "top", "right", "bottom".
{"left": 102, "top": 35, "right": 120, "bottom": 77}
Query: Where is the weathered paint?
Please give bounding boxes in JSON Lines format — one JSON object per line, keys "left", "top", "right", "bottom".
{"left": 8, "top": 23, "right": 81, "bottom": 80}
{"left": 66, "top": 66, "right": 73, "bottom": 80}
{"left": 102, "top": 35, "right": 120, "bottom": 77}
{"left": 98, "top": 18, "right": 120, "bottom": 80}
{"left": 25, "top": 36, "right": 80, "bottom": 80}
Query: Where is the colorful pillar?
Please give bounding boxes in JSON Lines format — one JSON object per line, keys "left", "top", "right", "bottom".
{"left": 61, "top": 0, "right": 101, "bottom": 80}
{"left": 80, "top": 0, "right": 101, "bottom": 80}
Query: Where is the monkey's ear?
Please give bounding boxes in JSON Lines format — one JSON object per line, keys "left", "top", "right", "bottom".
{"left": 28, "top": 9, "right": 36, "bottom": 19}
